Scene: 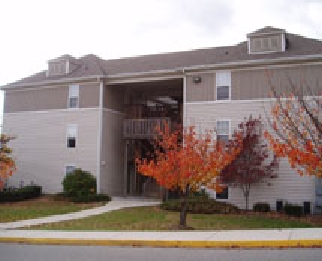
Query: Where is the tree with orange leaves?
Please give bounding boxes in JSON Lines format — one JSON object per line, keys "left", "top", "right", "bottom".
{"left": 0, "top": 134, "right": 16, "bottom": 189}
{"left": 136, "top": 124, "right": 241, "bottom": 228}
{"left": 264, "top": 80, "right": 322, "bottom": 178}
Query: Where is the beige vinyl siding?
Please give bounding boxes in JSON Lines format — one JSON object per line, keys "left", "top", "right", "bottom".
{"left": 186, "top": 73, "right": 215, "bottom": 102}
{"left": 232, "top": 64, "right": 322, "bottom": 100}
{"left": 100, "top": 110, "right": 125, "bottom": 196}
{"left": 186, "top": 100, "right": 315, "bottom": 210}
{"left": 3, "top": 109, "right": 99, "bottom": 193}
{"left": 4, "top": 82, "right": 100, "bottom": 113}
{"left": 186, "top": 64, "right": 322, "bottom": 102}
{"left": 79, "top": 83, "right": 100, "bottom": 108}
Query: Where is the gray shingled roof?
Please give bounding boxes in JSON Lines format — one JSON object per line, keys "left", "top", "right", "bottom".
{"left": 247, "top": 26, "right": 286, "bottom": 36}
{"left": 7, "top": 28, "right": 322, "bottom": 87}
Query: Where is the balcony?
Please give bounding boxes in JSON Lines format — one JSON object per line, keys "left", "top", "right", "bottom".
{"left": 124, "top": 118, "right": 171, "bottom": 139}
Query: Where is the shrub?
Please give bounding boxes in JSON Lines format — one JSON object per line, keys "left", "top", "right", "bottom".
{"left": 61, "top": 169, "right": 110, "bottom": 203}
{"left": 0, "top": 185, "right": 42, "bottom": 202}
{"left": 284, "top": 203, "right": 303, "bottom": 217}
{"left": 62, "top": 169, "right": 96, "bottom": 198}
{"left": 161, "top": 196, "right": 239, "bottom": 214}
{"left": 253, "top": 202, "right": 271, "bottom": 212}
{"left": 70, "top": 194, "right": 111, "bottom": 203}
{"left": 192, "top": 188, "right": 209, "bottom": 199}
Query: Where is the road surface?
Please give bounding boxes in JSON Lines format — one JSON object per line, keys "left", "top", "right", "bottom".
{"left": 0, "top": 244, "right": 321, "bottom": 261}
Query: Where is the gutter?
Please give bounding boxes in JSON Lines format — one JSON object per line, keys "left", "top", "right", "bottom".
{"left": 2, "top": 54, "right": 322, "bottom": 90}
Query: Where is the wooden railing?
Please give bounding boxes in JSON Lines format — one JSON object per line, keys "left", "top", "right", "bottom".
{"left": 124, "top": 118, "right": 171, "bottom": 139}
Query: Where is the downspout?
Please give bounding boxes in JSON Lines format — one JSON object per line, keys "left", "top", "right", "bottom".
{"left": 97, "top": 78, "right": 104, "bottom": 193}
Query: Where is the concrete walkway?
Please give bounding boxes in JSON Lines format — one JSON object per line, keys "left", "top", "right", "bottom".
{"left": 0, "top": 228, "right": 322, "bottom": 248}
{"left": 0, "top": 197, "right": 160, "bottom": 229}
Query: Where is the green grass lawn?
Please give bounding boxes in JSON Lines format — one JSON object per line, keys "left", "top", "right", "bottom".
{"left": 0, "top": 196, "right": 104, "bottom": 223}
{"left": 31, "top": 206, "right": 319, "bottom": 230}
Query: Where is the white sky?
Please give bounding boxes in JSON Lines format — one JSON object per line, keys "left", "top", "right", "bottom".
{"left": 0, "top": 0, "right": 321, "bottom": 124}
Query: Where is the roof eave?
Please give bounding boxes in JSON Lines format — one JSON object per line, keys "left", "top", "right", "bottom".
{"left": 0, "top": 75, "right": 107, "bottom": 90}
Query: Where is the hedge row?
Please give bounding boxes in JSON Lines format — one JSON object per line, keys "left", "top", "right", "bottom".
{"left": 253, "top": 202, "right": 271, "bottom": 212}
{"left": 161, "top": 196, "right": 239, "bottom": 214}
{"left": 0, "top": 185, "right": 42, "bottom": 202}
{"left": 284, "top": 203, "right": 303, "bottom": 217}
{"left": 69, "top": 194, "right": 111, "bottom": 203}
{"left": 253, "top": 202, "right": 304, "bottom": 216}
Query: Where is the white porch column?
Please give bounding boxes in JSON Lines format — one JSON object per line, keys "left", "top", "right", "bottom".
{"left": 183, "top": 72, "right": 187, "bottom": 127}
{"left": 96, "top": 79, "right": 104, "bottom": 193}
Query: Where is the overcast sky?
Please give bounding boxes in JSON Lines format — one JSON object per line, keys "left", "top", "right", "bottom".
{"left": 0, "top": 0, "right": 321, "bottom": 122}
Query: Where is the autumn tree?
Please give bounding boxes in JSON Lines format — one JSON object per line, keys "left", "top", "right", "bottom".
{"left": 0, "top": 134, "right": 16, "bottom": 189}
{"left": 220, "top": 116, "right": 278, "bottom": 210}
{"left": 136, "top": 124, "right": 241, "bottom": 228}
{"left": 265, "top": 78, "right": 322, "bottom": 178}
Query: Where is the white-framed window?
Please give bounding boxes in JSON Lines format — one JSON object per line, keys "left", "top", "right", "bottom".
{"left": 216, "top": 120, "right": 230, "bottom": 142}
{"left": 68, "top": 85, "right": 79, "bottom": 108}
{"left": 65, "top": 165, "right": 76, "bottom": 175}
{"left": 67, "top": 124, "right": 78, "bottom": 148}
{"left": 216, "top": 186, "right": 229, "bottom": 200}
{"left": 216, "top": 71, "right": 231, "bottom": 101}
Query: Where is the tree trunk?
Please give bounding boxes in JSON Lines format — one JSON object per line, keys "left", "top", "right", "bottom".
{"left": 179, "top": 184, "right": 190, "bottom": 227}
{"left": 244, "top": 189, "right": 250, "bottom": 211}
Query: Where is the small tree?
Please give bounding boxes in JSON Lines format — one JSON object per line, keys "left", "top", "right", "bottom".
{"left": 0, "top": 134, "right": 16, "bottom": 189}
{"left": 220, "top": 116, "right": 278, "bottom": 210}
{"left": 136, "top": 124, "right": 241, "bottom": 227}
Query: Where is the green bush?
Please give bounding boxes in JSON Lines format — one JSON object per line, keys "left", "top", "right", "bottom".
{"left": 70, "top": 194, "right": 111, "bottom": 203}
{"left": 0, "top": 185, "right": 42, "bottom": 202}
{"left": 62, "top": 169, "right": 96, "bottom": 198}
{"left": 161, "top": 196, "right": 239, "bottom": 214}
{"left": 253, "top": 202, "right": 271, "bottom": 212}
{"left": 284, "top": 203, "right": 303, "bottom": 217}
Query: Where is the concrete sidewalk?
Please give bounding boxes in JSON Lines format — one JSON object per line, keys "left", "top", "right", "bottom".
{"left": 0, "top": 228, "right": 322, "bottom": 248}
{"left": 0, "top": 198, "right": 160, "bottom": 229}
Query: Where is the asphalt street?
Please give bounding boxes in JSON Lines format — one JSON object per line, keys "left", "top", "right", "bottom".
{"left": 0, "top": 244, "right": 322, "bottom": 261}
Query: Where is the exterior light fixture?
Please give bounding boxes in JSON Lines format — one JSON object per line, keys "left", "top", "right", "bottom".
{"left": 192, "top": 76, "right": 202, "bottom": 84}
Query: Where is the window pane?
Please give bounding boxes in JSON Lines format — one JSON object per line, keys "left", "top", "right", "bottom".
{"left": 216, "top": 187, "right": 228, "bottom": 199}
{"left": 67, "top": 125, "right": 77, "bottom": 137}
{"left": 217, "top": 121, "right": 229, "bottom": 135}
{"left": 69, "top": 97, "right": 78, "bottom": 108}
{"left": 67, "top": 137, "right": 76, "bottom": 148}
{"left": 69, "top": 85, "right": 79, "bottom": 97}
{"left": 216, "top": 72, "right": 231, "bottom": 86}
{"left": 217, "top": 134, "right": 229, "bottom": 142}
{"left": 217, "top": 86, "right": 229, "bottom": 100}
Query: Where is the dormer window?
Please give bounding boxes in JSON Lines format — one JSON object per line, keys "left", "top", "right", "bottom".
{"left": 247, "top": 27, "right": 286, "bottom": 54}
{"left": 47, "top": 60, "right": 68, "bottom": 76}
{"left": 47, "top": 55, "right": 74, "bottom": 77}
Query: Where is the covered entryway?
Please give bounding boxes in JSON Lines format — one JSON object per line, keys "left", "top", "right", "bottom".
{"left": 120, "top": 78, "right": 183, "bottom": 197}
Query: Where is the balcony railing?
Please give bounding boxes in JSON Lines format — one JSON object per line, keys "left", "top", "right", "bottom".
{"left": 124, "top": 118, "right": 171, "bottom": 139}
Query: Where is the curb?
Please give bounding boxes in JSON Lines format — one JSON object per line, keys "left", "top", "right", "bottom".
{"left": 0, "top": 237, "right": 322, "bottom": 248}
